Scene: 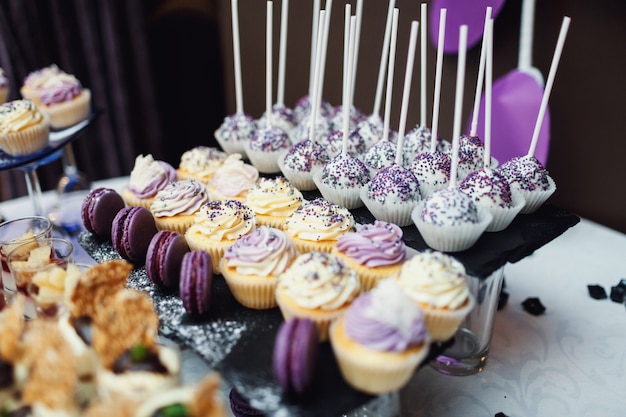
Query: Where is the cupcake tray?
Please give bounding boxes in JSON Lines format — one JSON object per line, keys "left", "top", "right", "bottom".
{"left": 78, "top": 201, "right": 579, "bottom": 417}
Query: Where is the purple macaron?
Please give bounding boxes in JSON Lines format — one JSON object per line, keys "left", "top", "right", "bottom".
{"left": 111, "top": 206, "right": 158, "bottom": 265}
{"left": 146, "top": 230, "right": 190, "bottom": 290}
{"left": 272, "top": 317, "right": 319, "bottom": 394}
{"left": 179, "top": 250, "right": 213, "bottom": 315}
{"left": 81, "top": 187, "right": 125, "bottom": 239}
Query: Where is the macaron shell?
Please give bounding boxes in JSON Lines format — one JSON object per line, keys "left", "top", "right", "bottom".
{"left": 289, "top": 318, "right": 319, "bottom": 394}
{"left": 112, "top": 206, "right": 157, "bottom": 265}
{"left": 146, "top": 230, "right": 189, "bottom": 290}
{"left": 82, "top": 187, "right": 125, "bottom": 239}
{"left": 272, "top": 317, "right": 297, "bottom": 392}
{"left": 180, "top": 251, "right": 212, "bottom": 315}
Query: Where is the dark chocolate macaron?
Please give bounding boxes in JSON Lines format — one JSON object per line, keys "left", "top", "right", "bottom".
{"left": 81, "top": 187, "right": 125, "bottom": 239}
{"left": 229, "top": 387, "right": 266, "bottom": 417}
{"left": 146, "top": 230, "right": 190, "bottom": 290}
{"left": 179, "top": 250, "right": 213, "bottom": 315}
{"left": 272, "top": 317, "right": 319, "bottom": 394}
{"left": 111, "top": 206, "right": 158, "bottom": 265}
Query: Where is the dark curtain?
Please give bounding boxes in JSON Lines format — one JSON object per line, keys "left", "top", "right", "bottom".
{"left": 0, "top": 0, "right": 225, "bottom": 201}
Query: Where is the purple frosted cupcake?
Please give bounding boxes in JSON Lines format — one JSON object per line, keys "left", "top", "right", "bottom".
{"left": 122, "top": 154, "right": 177, "bottom": 209}
{"left": 149, "top": 179, "right": 209, "bottom": 234}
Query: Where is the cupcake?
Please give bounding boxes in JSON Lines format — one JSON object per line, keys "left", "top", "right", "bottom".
{"left": 208, "top": 153, "right": 259, "bottom": 202}
{"left": 184, "top": 199, "right": 256, "bottom": 274}
{"left": 332, "top": 221, "right": 407, "bottom": 291}
{"left": 220, "top": 226, "right": 297, "bottom": 309}
{"left": 149, "top": 179, "right": 209, "bottom": 234}
{"left": 497, "top": 155, "right": 556, "bottom": 214}
{"left": 313, "top": 153, "right": 370, "bottom": 209}
{"left": 275, "top": 251, "right": 361, "bottom": 340}
{"left": 245, "top": 125, "right": 292, "bottom": 174}
{"left": 393, "top": 250, "right": 475, "bottom": 341}
{"left": 0, "top": 99, "right": 50, "bottom": 156}
{"left": 0, "top": 68, "right": 9, "bottom": 104}
{"left": 412, "top": 187, "right": 492, "bottom": 252}
{"left": 35, "top": 70, "right": 91, "bottom": 129}
{"left": 329, "top": 279, "right": 430, "bottom": 394}
{"left": 176, "top": 146, "right": 228, "bottom": 185}
{"left": 20, "top": 64, "right": 62, "bottom": 105}
{"left": 122, "top": 154, "right": 177, "bottom": 209}
{"left": 360, "top": 164, "right": 422, "bottom": 227}
{"left": 277, "top": 139, "right": 330, "bottom": 191}
{"left": 284, "top": 198, "right": 354, "bottom": 254}
{"left": 245, "top": 176, "right": 303, "bottom": 229}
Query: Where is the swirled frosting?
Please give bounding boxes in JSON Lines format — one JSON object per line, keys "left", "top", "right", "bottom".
{"left": 277, "top": 251, "right": 360, "bottom": 310}
{"left": 284, "top": 198, "right": 354, "bottom": 242}
{"left": 210, "top": 154, "right": 259, "bottom": 198}
{"left": 191, "top": 200, "right": 256, "bottom": 241}
{"left": 366, "top": 165, "right": 421, "bottom": 204}
{"left": 0, "top": 100, "right": 47, "bottom": 133}
{"left": 23, "top": 64, "right": 62, "bottom": 89}
{"left": 223, "top": 226, "right": 296, "bottom": 276}
{"left": 344, "top": 279, "right": 427, "bottom": 352}
{"left": 178, "top": 146, "right": 227, "bottom": 182}
{"left": 319, "top": 153, "right": 370, "bottom": 189}
{"left": 420, "top": 188, "right": 479, "bottom": 226}
{"left": 498, "top": 155, "right": 551, "bottom": 192}
{"left": 150, "top": 179, "right": 209, "bottom": 217}
{"left": 214, "top": 113, "right": 257, "bottom": 144}
{"left": 459, "top": 168, "right": 513, "bottom": 208}
{"left": 336, "top": 221, "right": 406, "bottom": 267}
{"left": 245, "top": 177, "right": 303, "bottom": 217}
{"left": 281, "top": 139, "right": 329, "bottom": 173}
{"left": 39, "top": 73, "right": 83, "bottom": 105}
{"left": 127, "top": 154, "right": 177, "bottom": 199}
{"left": 395, "top": 251, "right": 470, "bottom": 309}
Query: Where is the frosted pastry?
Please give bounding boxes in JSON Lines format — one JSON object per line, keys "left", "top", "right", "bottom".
{"left": 362, "top": 139, "right": 396, "bottom": 175}
{"left": 401, "top": 125, "right": 449, "bottom": 167}
{"left": 208, "top": 153, "right": 259, "bottom": 202}
{"left": 275, "top": 251, "right": 361, "bottom": 340}
{"left": 245, "top": 176, "right": 303, "bottom": 228}
{"left": 411, "top": 150, "right": 451, "bottom": 198}
{"left": 318, "top": 129, "right": 368, "bottom": 158}
{"left": 150, "top": 179, "right": 209, "bottom": 234}
{"left": 177, "top": 146, "right": 228, "bottom": 184}
{"left": 0, "top": 68, "right": 8, "bottom": 104}
{"left": 122, "top": 154, "right": 177, "bottom": 209}
{"left": 0, "top": 99, "right": 50, "bottom": 156}
{"left": 456, "top": 135, "right": 498, "bottom": 180}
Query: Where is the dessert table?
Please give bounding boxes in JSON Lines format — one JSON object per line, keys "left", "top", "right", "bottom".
{"left": 1, "top": 176, "right": 624, "bottom": 417}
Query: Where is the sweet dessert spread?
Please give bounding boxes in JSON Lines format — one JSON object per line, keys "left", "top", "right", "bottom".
{"left": 214, "top": 113, "right": 257, "bottom": 158}
{"left": 177, "top": 146, "right": 228, "bottom": 184}
{"left": 208, "top": 154, "right": 259, "bottom": 202}
{"left": 330, "top": 279, "right": 430, "bottom": 394}
{"left": 275, "top": 251, "right": 361, "bottom": 341}
{"left": 122, "top": 154, "right": 177, "bottom": 209}
{"left": 314, "top": 153, "right": 370, "bottom": 209}
{"left": 149, "top": 179, "right": 209, "bottom": 234}
{"left": 277, "top": 139, "right": 330, "bottom": 191}
{"left": 244, "top": 176, "right": 303, "bottom": 229}
{"left": 221, "top": 226, "right": 297, "bottom": 309}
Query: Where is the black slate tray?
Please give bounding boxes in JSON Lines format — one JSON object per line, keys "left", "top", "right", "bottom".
{"left": 79, "top": 202, "right": 579, "bottom": 416}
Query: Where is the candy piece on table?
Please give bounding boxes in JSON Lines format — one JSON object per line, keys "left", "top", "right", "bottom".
{"left": 497, "top": 155, "right": 556, "bottom": 214}
{"left": 111, "top": 206, "right": 158, "bottom": 266}
{"left": 179, "top": 251, "right": 213, "bottom": 316}
{"left": 272, "top": 317, "right": 319, "bottom": 394}
{"left": 146, "top": 230, "right": 190, "bottom": 291}
{"left": 610, "top": 285, "right": 625, "bottom": 304}
{"left": 81, "top": 187, "right": 125, "bottom": 240}
{"left": 521, "top": 297, "right": 546, "bottom": 316}
{"left": 587, "top": 284, "right": 607, "bottom": 300}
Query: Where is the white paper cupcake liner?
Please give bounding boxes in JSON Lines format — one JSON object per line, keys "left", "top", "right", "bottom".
{"left": 245, "top": 148, "right": 287, "bottom": 174}
{"left": 277, "top": 156, "right": 318, "bottom": 191}
{"left": 411, "top": 203, "right": 493, "bottom": 252}
{"left": 516, "top": 176, "right": 557, "bottom": 214}
{"left": 360, "top": 187, "right": 418, "bottom": 227}
{"left": 312, "top": 170, "right": 364, "bottom": 209}
{"left": 484, "top": 189, "right": 526, "bottom": 232}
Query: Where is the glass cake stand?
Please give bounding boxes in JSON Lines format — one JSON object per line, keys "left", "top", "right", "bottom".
{"left": 0, "top": 110, "right": 101, "bottom": 218}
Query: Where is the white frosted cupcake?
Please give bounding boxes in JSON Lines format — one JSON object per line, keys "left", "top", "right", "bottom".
{"left": 176, "top": 146, "right": 228, "bottom": 185}
{"left": 393, "top": 250, "right": 474, "bottom": 341}
{"left": 149, "top": 179, "right": 209, "bottom": 234}
{"left": 208, "top": 153, "right": 259, "bottom": 202}
{"left": 0, "top": 99, "right": 50, "bottom": 156}
{"left": 412, "top": 188, "right": 492, "bottom": 252}
{"left": 245, "top": 176, "right": 303, "bottom": 229}
{"left": 122, "top": 154, "right": 177, "bottom": 209}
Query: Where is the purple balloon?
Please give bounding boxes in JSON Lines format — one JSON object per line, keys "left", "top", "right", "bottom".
{"left": 468, "top": 69, "right": 550, "bottom": 166}
{"left": 429, "top": 0, "right": 506, "bottom": 53}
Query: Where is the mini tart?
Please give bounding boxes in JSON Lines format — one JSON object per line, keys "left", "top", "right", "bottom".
{"left": 42, "top": 89, "right": 91, "bottom": 129}
{"left": 331, "top": 249, "right": 403, "bottom": 292}
{"left": 0, "top": 100, "right": 50, "bottom": 156}
{"left": 219, "top": 258, "right": 278, "bottom": 309}
{"left": 329, "top": 317, "right": 428, "bottom": 394}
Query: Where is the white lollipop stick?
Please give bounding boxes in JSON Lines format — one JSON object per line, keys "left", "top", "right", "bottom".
{"left": 277, "top": 0, "right": 289, "bottom": 106}
{"left": 484, "top": 18, "right": 494, "bottom": 168}
{"left": 420, "top": 3, "right": 427, "bottom": 127}
{"left": 395, "top": 21, "right": 420, "bottom": 166}
{"left": 527, "top": 16, "right": 571, "bottom": 158}
{"left": 382, "top": 8, "right": 399, "bottom": 144}
{"left": 266, "top": 1, "right": 273, "bottom": 128}
{"left": 308, "top": 0, "right": 321, "bottom": 98}
{"left": 318, "top": 0, "right": 333, "bottom": 108}
{"left": 309, "top": 11, "right": 326, "bottom": 142}
{"left": 342, "top": 14, "right": 357, "bottom": 157}
{"left": 470, "top": 6, "right": 493, "bottom": 137}
{"left": 518, "top": 0, "right": 536, "bottom": 73}
{"left": 372, "top": 0, "right": 396, "bottom": 118}
{"left": 449, "top": 25, "right": 468, "bottom": 189}
{"left": 231, "top": 0, "right": 244, "bottom": 114}
{"left": 430, "top": 8, "right": 447, "bottom": 152}
{"left": 350, "top": 0, "right": 363, "bottom": 106}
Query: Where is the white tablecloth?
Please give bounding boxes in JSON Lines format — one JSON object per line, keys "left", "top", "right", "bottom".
{"left": 2, "top": 177, "right": 625, "bottom": 417}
